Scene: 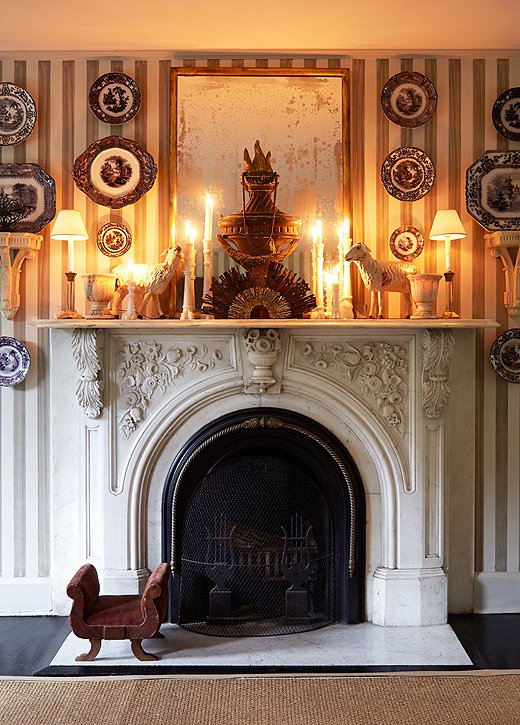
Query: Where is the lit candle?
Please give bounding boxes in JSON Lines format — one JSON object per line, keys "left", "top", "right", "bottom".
{"left": 204, "top": 193, "right": 214, "bottom": 242}
{"left": 331, "top": 267, "right": 341, "bottom": 320}
{"left": 313, "top": 221, "right": 324, "bottom": 316}
{"left": 127, "top": 257, "right": 134, "bottom": 284}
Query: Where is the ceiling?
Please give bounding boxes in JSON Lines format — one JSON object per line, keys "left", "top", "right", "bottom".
{"left": 2, "top": 0, "right": 519, "bottom": 54}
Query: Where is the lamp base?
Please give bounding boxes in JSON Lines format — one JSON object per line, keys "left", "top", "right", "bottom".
{"left": 441, "top": 309, "right": 460, "bottom": 319}
{"left": 54, "top": 308, "right": 83, "bottom": 320}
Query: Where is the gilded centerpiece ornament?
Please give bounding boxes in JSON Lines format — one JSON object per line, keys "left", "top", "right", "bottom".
{"left": 208, "top": 141, "right": 315, "bottom": 319}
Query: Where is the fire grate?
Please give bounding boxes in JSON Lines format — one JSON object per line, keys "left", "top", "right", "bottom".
{"left": 177, "top": 453, "right": 334, "bottom": 636}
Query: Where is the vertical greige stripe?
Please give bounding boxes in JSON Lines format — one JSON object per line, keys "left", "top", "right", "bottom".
{"left": 351, "top": 59, "right": 365, "bottom": 309}
{"left": 62, "top": 61, "right": 75, "bottom": 207}
{"left": 86, "top": 61, "right": 100, "bottom": 275}
{"left": 159, "top": 60, "right": 171, "bottom": 252}
{"left": 472, "top": 59, "right": 486, "bottom": 572}
{"left": 14, "top": 62, "right": 26, "bottom": 164}
{"left": 134, "top": 60, "right": 147, "bottom": 264}
{"left": 448, "top": 59, "right": 462, "bottom": 315}
{"left": 376, "top": 59, "right": 389, "bottom": 315}
{"left": 37, "top": 60, "right": 51, "bottom": 576}
{"left": 424, "top": 59, "right": 438, "bottom": 274}
{"left": 495, "top": 375, "right": 509, "bottom": 571}
{"left": 0, "top": 61, "right": 2, "bottom": 164}
{"left": 496, "top": 60, "right": 509, "bottom": 152}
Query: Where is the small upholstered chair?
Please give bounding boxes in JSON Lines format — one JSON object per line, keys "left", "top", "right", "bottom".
{"left": 67, "top": 562, "right": 170, "bottom": 662}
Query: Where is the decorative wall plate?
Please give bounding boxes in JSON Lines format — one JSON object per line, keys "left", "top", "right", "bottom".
{"left": 97, "top": 222, "right": 132, "bottom": 257}
{"left": 492, "top": 87, "right": 520, "bottom": 142}
{"left": 0, "top": 336, "right": 30, "bottom": 386}
{"left": 381, "top": 72, "right": 437, "bottom": 128}
{"left": 389, "top": 225, "right": 424, "bottom": 261}
{"left": 490, "top": 328, "right": 520, "bottom": 383}
{"left": 89, "top": 73, "right": 141, "bottom": 125}
{"left": 73, "top": 136, "right": 157, "bottom": 209}
{"left": 0, "top": 82, "right": 37, "bottom": 145}
{"left": 466, "top": 150, "right": 520, "bottom": 231}
{"left": 0, "top": 163, "right": 56, "bottom": 232}
{"left": 381, "top": 147, "right": 436, "bottom": 201}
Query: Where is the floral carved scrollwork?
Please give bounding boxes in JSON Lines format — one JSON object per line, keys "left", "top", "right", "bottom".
{"left": 422, "top": 329, "right": 455, "bottom": 419}
{"left": 243, "top": 329, "right": 282, "bottom": 393}
{"left": 298, "top": 341, "right": 408, "bottom": 434}
{"left": 117, "top": 340, "right": 223, "bottom": 438}
{"left": 71, "top": 328, "right": 104, "bottom": 418}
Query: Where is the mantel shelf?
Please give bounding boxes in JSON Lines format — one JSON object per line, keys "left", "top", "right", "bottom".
{"left": 29, "top": 318, "right": 499, "bottom": 330}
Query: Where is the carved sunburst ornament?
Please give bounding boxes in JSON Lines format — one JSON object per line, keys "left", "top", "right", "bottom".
{"left": 229, "top": 287, "right": 291, "bottom": 319}
{"left": 206, "top": 262, "right": 316, "bottom": 319}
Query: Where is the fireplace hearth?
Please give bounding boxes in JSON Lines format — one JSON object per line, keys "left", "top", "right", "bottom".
{"left": 163, "top": 410, "right": 365, "bottom": 635}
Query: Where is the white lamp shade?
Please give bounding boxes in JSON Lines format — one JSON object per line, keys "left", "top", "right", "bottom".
{"left": 429, "top": 209, "right": 466, "bottom": 241}
{"left": 50, "top": 210, "right": 89, "bottom": 241}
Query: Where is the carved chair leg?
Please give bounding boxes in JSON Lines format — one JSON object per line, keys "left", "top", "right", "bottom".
{"left": 131, "top": 639, "right": 159, "bottom": 661}
{"left": 75, "top": 638, "right": 102, "bottom": 662}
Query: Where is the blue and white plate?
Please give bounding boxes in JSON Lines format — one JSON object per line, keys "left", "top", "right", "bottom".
{"left": 0, "top": 336, "right": 30, "bottom": 386}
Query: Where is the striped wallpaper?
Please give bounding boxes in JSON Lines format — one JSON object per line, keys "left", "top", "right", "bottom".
{"left": 0, "top": 53, "right": 519, "bottom": 611}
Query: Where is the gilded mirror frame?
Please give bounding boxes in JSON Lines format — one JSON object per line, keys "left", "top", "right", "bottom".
{"left": 170, "top": 66, "right": 351, "bottom": 246}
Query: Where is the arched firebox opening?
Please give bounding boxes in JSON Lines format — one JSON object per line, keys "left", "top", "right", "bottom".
{"left": 162, "top": 408, "right": 365, "bottom": 636}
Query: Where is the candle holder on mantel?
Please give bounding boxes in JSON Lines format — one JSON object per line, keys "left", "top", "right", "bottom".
{"left": 205, "top": 141, "right": 316, "bottom": 319}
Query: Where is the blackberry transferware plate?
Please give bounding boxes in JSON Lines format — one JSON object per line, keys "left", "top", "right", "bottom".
{"left": 0, "top": 82, "right": 37, "bottom": 145}
{"left": 381, "top": 72, "right": 437, "bottom": 128}
{"left": 0, "top": 336, "right": 30, "bottom": 386}
{"left": 89, "top": 73, "right": 141, "bottom": 125}
{"left": 73, "top": 135, "right": 157, "bottom": 209}
{"left": 492, "top": 87, "right": 520, "bottom": 142}
{"left": 466, "top": 150, "right": 520, "bottom": 231}
{"left": 97, "top": 222, "right": 132, "bottom": 257}
{"left": 381, "top": 147, "right": 436, "bottom": 201}
{"left": 389, "top": 225, "right": 424, "bottom": 261}
{"left": 490, "top": 328, "right": 520, "bottom": 383}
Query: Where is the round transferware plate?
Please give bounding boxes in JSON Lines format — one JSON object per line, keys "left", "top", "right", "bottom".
{"left": 0, "top": 336, "right": 30, "bottom": 386}
{"left": 389, "top": 225, "right": 424, "bottom": 261}
{"left": 0, "top": 82, "right": 37, "bottom": 145}
{"left": 381, "top": 71, "right": 437, "bottom": 128}
{"left": 381, "top": 147, "right": 436, "bottom": 201}
{"left": 490, "top": 328, "right": 520, "bottom": 383}
{"left": 492, "top": 87, "right": 520, "bottom": 142}
{"left": 73, "top": 135, "right": 157, "bottom": 209}
{"left": 89, "top": 73, "right": 141, "bottom": 125}
{"left": 97, "top": 222, "right": 132, "bottom": 257}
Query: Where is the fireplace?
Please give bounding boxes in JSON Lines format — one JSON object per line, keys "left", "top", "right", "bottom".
{"left": 43, "top": 321, "right": 485, "bottom": 627}
{"left": 162, "top": 409, "right": 365, "bottom": 635}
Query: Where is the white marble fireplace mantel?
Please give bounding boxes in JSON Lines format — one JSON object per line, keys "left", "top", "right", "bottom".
{"left": 35, "top": 318, "right": 496, "bottom": 626}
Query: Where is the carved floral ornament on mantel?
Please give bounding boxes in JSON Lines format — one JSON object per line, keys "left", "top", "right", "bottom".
{"left": 295, "top": 340, "right": 409, "bottom": 435}
{"left": 117, "top": 339, "right": 223, "bottom": 438}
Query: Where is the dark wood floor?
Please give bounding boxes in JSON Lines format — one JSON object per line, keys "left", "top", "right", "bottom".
{"left": 1, "top": 614, "right": 519, "bottom": 675}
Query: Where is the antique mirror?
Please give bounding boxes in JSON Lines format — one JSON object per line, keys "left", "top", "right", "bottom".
{"left": 170, "top": 66, "right": 350, "bottom": 283}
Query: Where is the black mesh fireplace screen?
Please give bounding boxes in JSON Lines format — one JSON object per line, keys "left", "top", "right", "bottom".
{"left": 163, "top": 409, "right": 365, "bottom": 636}
{"left": 179, "top": 453, "right": 333, "bottom": 636}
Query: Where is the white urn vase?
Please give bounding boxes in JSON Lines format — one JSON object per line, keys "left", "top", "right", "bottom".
{"left": 408, "top": 273, "right": 443, "bottom": 319}
{"left": 82, "top": 273, "right": 118, "bottom": 319}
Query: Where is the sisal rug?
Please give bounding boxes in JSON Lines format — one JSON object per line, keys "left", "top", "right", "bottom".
{"left": 1, "top": 672, "right": 520, "bottom": 725}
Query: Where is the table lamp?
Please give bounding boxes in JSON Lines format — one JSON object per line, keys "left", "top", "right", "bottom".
{"left": 51, "top": 210, "right": 89, "bottom": 319}
{"left": 429, "top": 209, "right": 466, "bottom": 318}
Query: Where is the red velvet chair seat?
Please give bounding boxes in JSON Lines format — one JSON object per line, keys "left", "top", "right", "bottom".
{"left": 67, "top": 563, "right": 170, "bottom": 662}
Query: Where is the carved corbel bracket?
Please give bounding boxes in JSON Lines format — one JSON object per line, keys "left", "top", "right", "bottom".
{"left": 0, "top": 232, "right": 42, "bottom": 320}
{"left": 486, "top": 231, "right": 520, "bottom": 317}
{"left": 71, "top": 328, "right": 104, "bottom": 418}
{"left": 243, "top": 328, "right": 282, "bottom": 393}
{"left": 422, "top": 329, "right": 455, "bottom": 419}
